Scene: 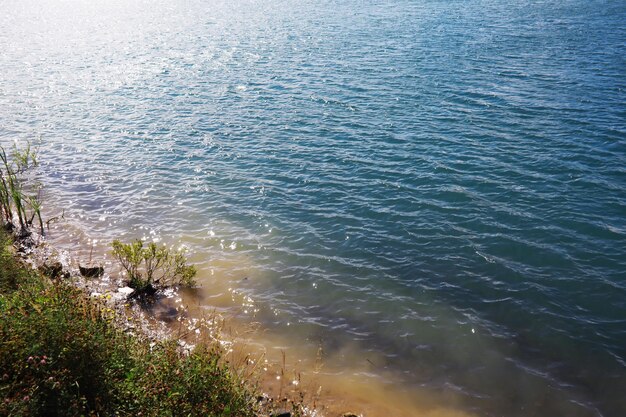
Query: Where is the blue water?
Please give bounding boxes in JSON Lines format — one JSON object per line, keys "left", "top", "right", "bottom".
{"left": 1, "top": 0, "right": 625, "bottom": 415}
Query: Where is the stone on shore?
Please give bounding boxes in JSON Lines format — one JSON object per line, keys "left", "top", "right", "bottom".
{"left": 79, "top": 265, "right": 104, "bottom": 278}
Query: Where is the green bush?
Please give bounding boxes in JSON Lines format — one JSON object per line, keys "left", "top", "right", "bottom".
{"left": 111, "top": 239, "right": 196, "bottom": 294}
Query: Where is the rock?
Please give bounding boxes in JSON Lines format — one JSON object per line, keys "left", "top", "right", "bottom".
{"left": 39, "top": 262, "right": 64, "bottom": 279}
{"left": 79, "top": 265, "right": 104, "bottom": 278}
{"left": 118, "top": 286, "right": 135, "bottom": 296}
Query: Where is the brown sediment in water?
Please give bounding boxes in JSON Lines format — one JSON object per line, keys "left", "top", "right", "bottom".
{"left": 35, "top": 211, "right": 476, "bottom": 417}
{"left": 221, "top": 328, "right": 479, "bottom": 417}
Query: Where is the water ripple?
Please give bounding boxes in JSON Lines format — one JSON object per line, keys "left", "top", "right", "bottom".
{"left": 2, "top": 0, "right": 626, "bottom": 415}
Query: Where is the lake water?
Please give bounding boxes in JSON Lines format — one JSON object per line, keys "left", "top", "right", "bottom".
{"left": 1, "top": 0, "right": 625, "bottom": 415}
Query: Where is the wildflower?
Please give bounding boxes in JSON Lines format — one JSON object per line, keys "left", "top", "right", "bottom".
{"left": 22, "top": 395, "right": 29, "bottom": 402}
{"left": 40, "top": 359, "right": 46, "bottom": 365}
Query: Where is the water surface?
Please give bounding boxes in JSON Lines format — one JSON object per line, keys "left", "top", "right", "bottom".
{"left": 1, "top": 0, "right": 625, "bottom": 416}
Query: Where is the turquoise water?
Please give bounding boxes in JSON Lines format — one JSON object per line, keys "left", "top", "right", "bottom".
{"left": 1, "top": 0, "right": 626, "bottom": 415}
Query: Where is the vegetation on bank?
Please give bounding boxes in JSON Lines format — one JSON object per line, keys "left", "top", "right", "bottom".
{"left": 0, "top": 143, "right": 43, "bottom": 236}
{"left": 111, "top": 239, "right": 197, "bottom": 296}
{"left": 0, "top": 229, "right": 257, "bottom": 416}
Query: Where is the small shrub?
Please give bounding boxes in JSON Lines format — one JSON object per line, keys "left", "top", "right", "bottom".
{"left": 111, "top": 239, "right": 196, "bottom": 294}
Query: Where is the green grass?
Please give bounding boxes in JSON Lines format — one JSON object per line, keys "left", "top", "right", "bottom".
{"left": 0, "top": 230, "right": 257, "bottom": 417}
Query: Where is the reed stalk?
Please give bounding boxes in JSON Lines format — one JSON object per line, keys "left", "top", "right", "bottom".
{"left": 0, "top": 142, "right": 42, "bottom": 235}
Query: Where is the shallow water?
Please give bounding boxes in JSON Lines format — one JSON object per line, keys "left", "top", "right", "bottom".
{"left": 1, "top": 0, "right": 626, "bottom": 415}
